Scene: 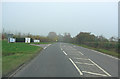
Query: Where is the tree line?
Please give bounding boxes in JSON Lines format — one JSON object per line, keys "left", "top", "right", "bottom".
{"left": 2, "top": 30, "right": 119, "bottom": 54}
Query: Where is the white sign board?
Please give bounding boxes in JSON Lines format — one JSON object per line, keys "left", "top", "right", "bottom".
{"left": 25, "top": 38, "right": 31, "bottom": 43}
{"left": 34, "top": 40, "right": 40, "bottom": 43}
{"left": 9, "top": 38, "right": 16, "bottom": 43}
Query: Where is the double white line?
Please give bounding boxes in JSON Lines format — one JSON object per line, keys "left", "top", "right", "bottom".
{"left": 61, "top": 48, "right": 83, "bottom": 76}
{"left": 60, "top": 45, "right": 111, "bottom": 77}
{"left": 69, "top": 58, "right": 83, "bottom": 75}
{"left": 88, "top": 59, "right": 111, "bottom": 77}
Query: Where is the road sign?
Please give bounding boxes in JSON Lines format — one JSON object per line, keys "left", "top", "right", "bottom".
{"left": 34, "top": 40, "right": 40, "bottom": 43}
{"left": 8, "top": 38, "right": 16, "bottom": 43}
{"left": 25, "top": 38, "right": 31, "bottom": 43}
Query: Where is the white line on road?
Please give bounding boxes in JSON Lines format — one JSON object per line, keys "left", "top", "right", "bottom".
{"left": 78, "top": 52, "right": 84, "bottom": 55}
{"left": 75, "top": 62, "right": 94, "bottom": 66}
{"left": 70, "top": 47, "right": 84, "bottom": 55}
{"left": 47, "top": 44, "right": 51, "bottom": 46}
{"left": 61, "top": 48, "right": 63, "bottom": 51}
{"left": 82, "top": 71, "right": 108, "bottom": 77}
{"left": 89, "top": 59, "right": 111, "bottom": 77}
{"left": 68, "top": 53, "right": 80, "bottom": 56}
{"left": 69, "top": 58, "right": 83, "bottom": 75}
{"left": 63, "top": 51, "right": 67, "bottom": 55}
{"left": 44, "top": 47, "right": 47, "bottom": 49}
{"left": 44, "top": 44, "right": 51, "bottom": 49}
{"left": 74, "top": 58, "right": 89, "bottom": 60}
{"left": 91, "top": 50, "right": 119, "bottom": 60}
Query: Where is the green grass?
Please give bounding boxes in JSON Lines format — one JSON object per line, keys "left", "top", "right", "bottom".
{"left": 2, "top": 41, "right": 42, "bottom": 56}
{"left": 2, "top": 40, "right": 42, "bottom": 76}
{"left": 73, "top": 43, "right": 119, "bottom": 58}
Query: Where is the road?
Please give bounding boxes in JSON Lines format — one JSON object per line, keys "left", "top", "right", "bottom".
{"left": 13, "top": 43, "right": 119, "bottom": 77}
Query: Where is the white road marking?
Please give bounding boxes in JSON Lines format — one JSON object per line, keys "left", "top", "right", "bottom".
{"left": 74, "top": 58, "right": 89, "bottom": 60}
{"left": 82, "top": 71, "right": 108, "bottom": 77}
{"left": 44, "top": 44, "right": 51, "bottom": 49}
{"left": 61, "top": 48, "right": 63, "bottom": 50}
{"left": 68, "top": 53, "right": 80, "bottom": 56}
{"left": 44, "top": 47, "right": 47, "bottom": 49}
{"left": 47, "top": 44, "right": 51, "bottom": 46}
{"left": 89, "top": 59, "right": 111, "bottom": 77}
{"left": 78, "top": 52, "right": 84, "bottom": 55}
{"left": 63, "top": 51, "right": 67, "bottom": 55}
{"left": 69, "top": 58, "right": 83, "bottom": 75}
{"left": 68, "top": 46, "right": 84, "bottom": 56}
{"left": 75, "top": 62, "right": 94, "bottom": 66}
{"left": 60, "top": 43, "right": 112, "bottom": 77}
{"left": 91, "top": 50, "right": 119, "bottom": 60}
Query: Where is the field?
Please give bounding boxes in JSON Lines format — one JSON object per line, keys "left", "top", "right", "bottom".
{"left": 2, "top": 40, "right": 42, "bottom": 76}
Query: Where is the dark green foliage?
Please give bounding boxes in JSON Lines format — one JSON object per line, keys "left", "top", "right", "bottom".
{"left": 76, "top": 32, "right": 96, "bottom": 44}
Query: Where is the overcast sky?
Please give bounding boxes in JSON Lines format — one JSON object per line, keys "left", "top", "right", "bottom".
{"left": 2, "top": 2, "right": 118, "bottom": 38}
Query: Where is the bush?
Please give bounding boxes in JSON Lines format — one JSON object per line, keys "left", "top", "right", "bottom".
{"left": 83, "top": 42, "right": 117, "bottom": 53}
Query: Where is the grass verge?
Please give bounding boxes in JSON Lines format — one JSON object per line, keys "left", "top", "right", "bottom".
{"left": 2, "top": 40, "right": 42, "bottom": 76}
{"left": 73, "top": 43, "right": 119, "bottom": 59}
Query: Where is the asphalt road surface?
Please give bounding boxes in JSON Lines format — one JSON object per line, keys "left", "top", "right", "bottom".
{"left": 13, "top": 43, "right": 119, "bottom": 77}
